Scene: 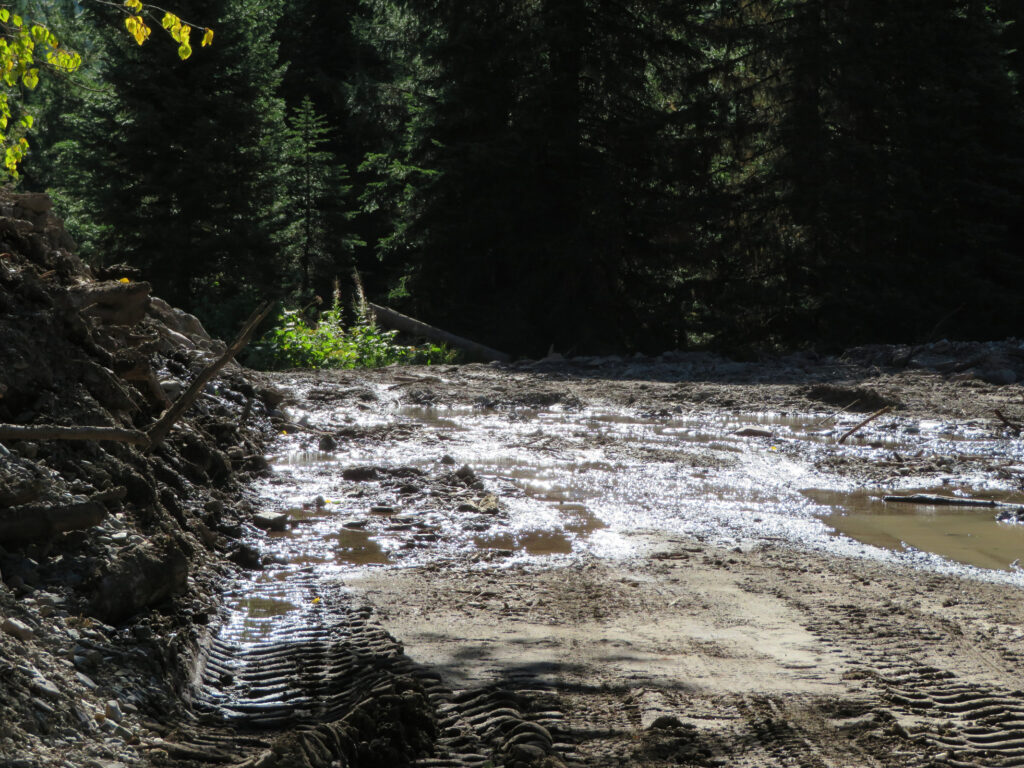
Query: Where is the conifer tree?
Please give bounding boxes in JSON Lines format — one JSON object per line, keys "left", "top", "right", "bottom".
{"left": 33, "top": 0, "right": 289, "bottom": 337}
{"left": 280, "top": 95, "right": 362, "bottom": 298}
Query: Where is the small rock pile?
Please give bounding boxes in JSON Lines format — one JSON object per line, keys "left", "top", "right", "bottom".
{"left": 0, "top": 190, "right": 279, "bottom": 767}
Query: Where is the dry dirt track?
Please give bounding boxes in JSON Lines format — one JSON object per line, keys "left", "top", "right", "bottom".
{"left": 349, "top": 531, "right": 1024, "bottom": 767}
{"left": 266, "top": 352, "right": 1024, "bottom": 768}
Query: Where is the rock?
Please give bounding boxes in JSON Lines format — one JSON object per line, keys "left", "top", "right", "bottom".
{"left": 253, "top": 511, "right": 288, "bottom": 531}
{"left": 318, "top": 435, "right": 337, "bottom": 451}
{"left": 342, "top": 519, "right": 369, "bottom": 529}
{"left": 159, "top": 379, "right": 182, "bottom": 399}
{"left": 370, "top": 505, "right": 396, "bottom": 516}
{"left": 477, "top": 494, "right": 501, "bottom": 514}
{"left": 32, "top": 677, "right": 61, "bottom": 700}
{"left": 88, "top": 538, "right": 188, "bottom": 623}
{"left": 104, "top": 700, "right": 123, "bottom": 724}
{"left": 1, "top": 617, "right": 34, "bottom": 641}
{"left": 77, "top": 672, "right": 98, "bottom": 690}
{"left": 228, "top": 543, "right": 263, "bottom": 570}
{"left": 343, "top": 466, "right": 379, "bottom": 482}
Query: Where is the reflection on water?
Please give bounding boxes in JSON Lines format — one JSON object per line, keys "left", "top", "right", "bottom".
{"left": 257, "top": 392, "right": 1024, "bottom": 581}
{"left": 328, "top": 530, "right": 391, "bottom": 565}
{"left": 813, "top": 489, "right": 1024, "bottom": 572}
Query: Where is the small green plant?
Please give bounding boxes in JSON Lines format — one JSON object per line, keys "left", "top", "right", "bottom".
{"left": 248, "top": 299, "right": 457, "bottom": 370}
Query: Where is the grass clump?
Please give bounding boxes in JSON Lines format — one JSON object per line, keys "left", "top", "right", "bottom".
{"left": 248, "top": 299, "right": 457, "bottom": 370}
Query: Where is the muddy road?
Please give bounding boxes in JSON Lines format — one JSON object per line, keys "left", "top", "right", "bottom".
{"left": 203, "top": 351, "right": 1024, "bottom": 768}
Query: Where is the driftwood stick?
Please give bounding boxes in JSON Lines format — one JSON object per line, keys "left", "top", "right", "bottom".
{"left": 883, "top": 493, "right": 1001, "bottom": 508}
{"left": 367, "top": 302, "right": 511, "bottom": 363}
{"left": 0, "top": 424, "right": 150, "bottom": 447}
{"left": 146, "top": 302, "right": 273, "bottom": 448}
{"left": 837, "top": 406, "right": 892, "bottom": 445}
{"left": 814, "top": 398, "right": 861, "bottom": 428}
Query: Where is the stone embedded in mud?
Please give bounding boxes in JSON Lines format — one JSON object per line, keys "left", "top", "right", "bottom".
{"left": 477, "top": 494, "right": 500, "bottom": 514}
{"left": 228, "top": 543, "right": 263, "bottom": 570}
{"left": 1, "top": 617, "right": 34, "bottom": 641}
{"left": 104, "top": 699, "right": 123, "bottom": 723}
{"left": 253, "top": 511, "right": 288, "bottom": 531}
{"left": 343, "top": 466, "right": 380, "bottom": 482}
{"left": 371, "top": 505, "right": 396, "bottom": 516}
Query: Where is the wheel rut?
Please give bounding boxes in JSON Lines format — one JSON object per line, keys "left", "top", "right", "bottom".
{"left": 798, "top": 599, "right": 1024, "bottom": 768}
{"left": 176, "top": 574, "right": 569, "bottom": 767}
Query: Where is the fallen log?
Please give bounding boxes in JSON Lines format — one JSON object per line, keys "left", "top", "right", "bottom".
{"left": 367, "top": 302, "right": 511, "bottom": 363}
{"left": 883, "top": 493, "right": 1001, "bottom": 508}
{"left": 0, "top": 424, "right": 150, "bottom": 447}
{"left": 146, "top": 301, "right": 274, "bottom": 448}
{"left": 837, "top": 406, "right": 892, "bottom": 444}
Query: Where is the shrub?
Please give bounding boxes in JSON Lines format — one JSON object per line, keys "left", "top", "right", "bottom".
{"left": 247, "top": 302, "right": 457, "bottom": 370}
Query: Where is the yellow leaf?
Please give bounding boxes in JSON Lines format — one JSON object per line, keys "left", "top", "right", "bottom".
{"left": 123, "top": 0, "right": 143, "bottom": 11}
{"left": 161, "top": 12, "right": 179, "bottom": 31}
{"left": 311, "top": 597, "right": 321, "bottom": 604}
{"left": 118, "top": 277, "right": 131, "bottom": 284}
{"left": 125, "top": 15, "right": 150, "bottom": 45}
{"left": 177, "top": 41, "right": 192, "bottom": 60}
{"left": 0, "top": 10, "right": 9, "bottom": 23}
{"left": 201, "top": 28, "right": 213, "bottom": 47}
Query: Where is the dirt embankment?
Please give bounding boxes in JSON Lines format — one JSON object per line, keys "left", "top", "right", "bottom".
{"left": 0, "top": 190, "right": 282, "bottom": 766}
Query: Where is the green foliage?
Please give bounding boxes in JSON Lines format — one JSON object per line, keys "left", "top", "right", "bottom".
{"left": 248, "top": 302, "right": 457, "bottom": 370}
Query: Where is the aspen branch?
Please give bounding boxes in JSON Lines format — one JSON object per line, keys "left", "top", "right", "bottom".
{"left": 146, "top": 301, "right": 273, "bottom": 448}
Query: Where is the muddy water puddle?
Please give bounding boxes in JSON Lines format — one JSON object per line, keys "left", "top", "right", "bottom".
{"left": 238, "top": 389, "right": 1024, "bottom": 623}
{"left": 809, "top": 489, "right": 1024, "bottom": 572}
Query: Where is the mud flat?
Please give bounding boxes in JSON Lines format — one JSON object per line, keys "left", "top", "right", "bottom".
{"left": 249, "top": 353, "right": 1024, "bottom": 767}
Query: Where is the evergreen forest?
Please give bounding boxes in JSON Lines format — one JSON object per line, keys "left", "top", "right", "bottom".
{"left": 14, "top": 0, "right": 1024, "bottom": 357}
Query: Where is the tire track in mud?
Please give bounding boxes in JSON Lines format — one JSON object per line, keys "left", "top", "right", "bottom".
{"left": 795, "top": 596, "right": 1024, "bottom": 768}
{"left": 182, "top": 574, "right": 567, "bottom": 767}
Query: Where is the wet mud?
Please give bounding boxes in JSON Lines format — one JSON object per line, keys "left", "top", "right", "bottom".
{"left": 180, "top": 355, "right": 1024, "bottom": 767}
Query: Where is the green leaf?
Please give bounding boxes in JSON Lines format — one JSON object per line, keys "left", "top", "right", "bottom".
{"left": 0, "top": 10, "right": 9, "bottom": 23}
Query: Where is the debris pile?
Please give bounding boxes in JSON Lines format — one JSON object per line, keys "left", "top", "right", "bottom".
{"left": 0, "top": 189, "right": 278, "bottom": 766}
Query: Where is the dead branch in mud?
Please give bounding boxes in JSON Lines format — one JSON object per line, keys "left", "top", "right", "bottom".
{"left": 0, "top": 424, "right": 151, "bottom": 446}
{"left": 367, "top": 302, "right": 512, "bottom": 363}
{"left": 994, "top": 409, "right": 1022, "bottom": 434}
{"left": 146, "top": 302, "right": 274, "bottom": 448}
{"left": 837, "top": 406, "right": 892, "bottom": 444}
{"left": 883, "top": 493, "right": 1001, "bottom": 508}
